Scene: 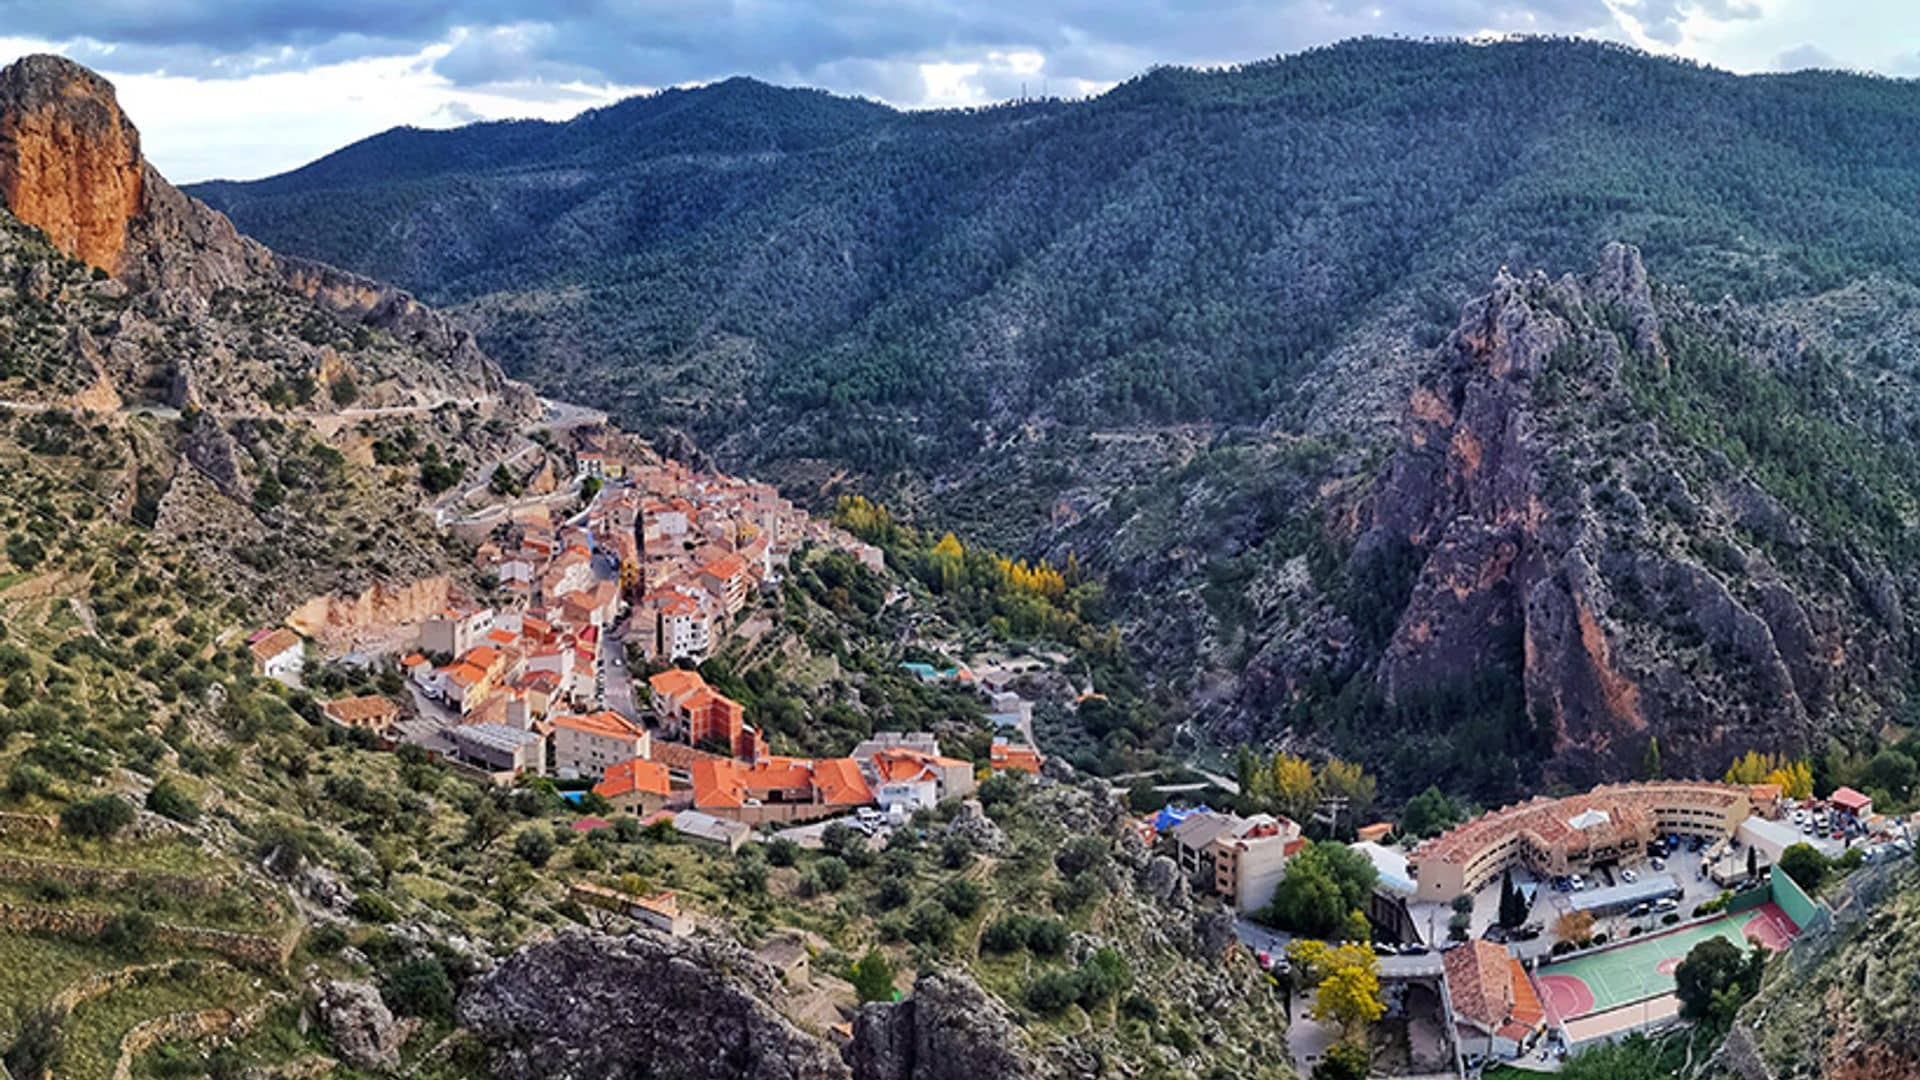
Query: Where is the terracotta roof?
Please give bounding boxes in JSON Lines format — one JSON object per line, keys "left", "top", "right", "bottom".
{"left": 487, "top": 628, "right": 518, "bottom": 647}
{"left": 650, "top": 741, "right": 725, "bottom": 772}
{"left": 1412, "top": 782, "right": 1749, "bottom": 869}
{"left": 1444, "top": 940, "right": 1516, "bottom": 1030}
{"left": 1831, "top": 786, "right": 1873, "bottom": 812}
{"left": 323, "top": 695, "right": 398, "bottom": 724}
{"left": 595, "top": 758, "right": 671, "bottom": 800}
{"left": 249, "top": 628, "right": 301, "bottom": 662}
{"left": 701, "top": 553, "right": 749, "bottom": 580}
{"left": 691, "top": 758, "right": 746, "bottom": 808}
{"left": 400, "top": 653, "right": 428, "bottom": 668}
{"left": 552, "top": 710, "right": 648, "bottom": 740}
{"left": 649, "top": 668, "right": 707, "bottom": 700}
{"left": 812, "top": 758, "right": 873, "bottom": 806}
{"left": 442, "top": 662, "right": 487, "bottom": 688}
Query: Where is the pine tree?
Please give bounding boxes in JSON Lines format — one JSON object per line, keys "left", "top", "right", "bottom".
{"left": 1497, "top": 867, "right": 1526, "bottom": 929}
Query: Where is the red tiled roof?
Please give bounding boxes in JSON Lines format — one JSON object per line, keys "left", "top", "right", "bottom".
{"left": 1444, "top": 940, "right": 1514, "bottom": 1030}
{"left": 552, "top": 710, "right": 647, "bottom": 740}
{"left": 1830, "top": 786, "right": 1873, "bottom": 812}
{"left": 1412, "top": 782, "right": 1749, "bottom": 869}
{"left": 595, "top": 758, "right": 671, "bottom": 800}
{"left": 813, "top": 758, "right": 873, "bottom": 806}
{"left": 249, "top": 628, "right": 301, "bottom": 662}
{"left": 649, "top": 668, "right": 706, "bottom": 700}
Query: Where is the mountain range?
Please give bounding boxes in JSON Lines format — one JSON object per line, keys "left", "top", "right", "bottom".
{"left": 189, "top": 37, "right": 1920, "bottom": 796}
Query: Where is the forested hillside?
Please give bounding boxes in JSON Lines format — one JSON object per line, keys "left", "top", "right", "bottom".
{"left": 194, "top": 37, "right": 1920, "bottom": 475}
{"left": 193, "top": 38, "right": 1920, "bottom": 795}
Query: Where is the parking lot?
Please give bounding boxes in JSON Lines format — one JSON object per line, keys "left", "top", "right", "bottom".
{"left": 1407, "top": 833, "right": 1753, "bottom": 955}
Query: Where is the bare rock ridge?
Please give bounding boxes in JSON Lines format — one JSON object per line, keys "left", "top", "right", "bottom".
{"left": 458, "top": 930, "right": 853, "bottom": 1080}
{"left": 0, "top": 54, "right": 143, "bottom": 275}
{"left": 0, "top": 53, "right": 534, "bottom": 417}
{"left": 846, "top": 971, "right": 1047, "bottom": 1080}
{"left": 457, "top": 929, "right": 1055, "bottom": 1080}
{"left": 1354, "top": 242, "right": 1898, "bottom": 783}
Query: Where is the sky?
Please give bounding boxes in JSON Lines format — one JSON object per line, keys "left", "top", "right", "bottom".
{"left": 0, "top": 0, "right": 1915, "bottom": 183}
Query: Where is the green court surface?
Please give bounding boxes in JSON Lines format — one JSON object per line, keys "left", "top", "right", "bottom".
{"left": 1533, "top": 904, "right": 1797, "bottom": 1020}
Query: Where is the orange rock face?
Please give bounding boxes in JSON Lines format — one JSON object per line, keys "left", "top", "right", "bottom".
{"left": 0, "top": 56, "right": 146, "bottom": 275}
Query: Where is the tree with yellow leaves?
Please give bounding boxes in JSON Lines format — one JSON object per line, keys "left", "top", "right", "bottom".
{"left": 1725, "top": 750, "right": 1815, "bottom": 799}
{"left": 1285, "top": 939, "right": 1377, "bottom": 988}
{"left": 927, "top": 532, "right": 965, "bottom": 592}
{"left": 1764, "top": 761, "right": 1815, "bottom": 799}
{"left": 1312, "top": 961, "right": 1386, "bottom": 1040}
{"left": 1320, "top": 757, "right": 1378, "bottom": 823}
{"left": 1271, "top": 753, "right": 1318, "bottom": 822}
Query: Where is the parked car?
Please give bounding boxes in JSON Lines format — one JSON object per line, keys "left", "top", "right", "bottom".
{"left": 1654, "top": 897, "right": 1679, "bottom": 912}
{"left": 1401, "top": 943, "right": 1430, "bottom": 955}
{"left": 1622, "top": 868, "right": 1638, "bottom": 883}
{"left": 1650, "top": 858, "right": 1666, "bottom": 871}
{"left": 1570, "top": 875, "right": 1586, "bottom": 890}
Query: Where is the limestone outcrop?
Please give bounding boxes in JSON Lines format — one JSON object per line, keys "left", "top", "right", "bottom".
{"left": 458, "top": 929, "right": 852, "bottom": 1080}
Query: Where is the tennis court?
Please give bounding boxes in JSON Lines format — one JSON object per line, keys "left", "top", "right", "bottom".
{"left": 1533, "top": 903, "right": 1799, "bottom": 1022}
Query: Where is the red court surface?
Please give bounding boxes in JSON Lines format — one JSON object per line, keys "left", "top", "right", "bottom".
{"left": 1532, "top": 903, "right": 1800, "bottom": 1025}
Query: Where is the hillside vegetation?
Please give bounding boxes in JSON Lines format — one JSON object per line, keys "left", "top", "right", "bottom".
{"left": 195, "top": 38, "right": 1920, "bottom": 475}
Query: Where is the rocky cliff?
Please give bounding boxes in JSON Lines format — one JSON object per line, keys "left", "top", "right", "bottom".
{"left": 1051, "top": 244, "right": 1916, "bottom": 797}
{"left": 0, "top": 55, "right": 143, "bottom": 276}
{"left": 0, "top": 53, "right": 531, "bottom": 418}
{"left": 1353, "top": 243, "right": 1910, "bottom": 782}
{"left": 459, "top": 930, "right": 852, "bottom": 1080}
{"left": 846, "top": 970, "right": 1046, "bottom": 1080}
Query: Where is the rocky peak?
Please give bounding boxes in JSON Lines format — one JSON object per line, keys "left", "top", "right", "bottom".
{"left": 0, "top": 54, "right": 144, "bottom": 275}
{"left": 1346, "top": 245, "right": 1878, "bottom": 786}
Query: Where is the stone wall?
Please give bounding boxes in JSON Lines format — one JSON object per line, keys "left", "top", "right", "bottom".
{"left": 0, "top": 812, "right": 59, "bottom": 840}
{"left": 111, "top": 992, "right": 282, "bottom": 1080}
{"left": 0, "top": 854, "right": 230, "bottom": 903}
{"left": 0, "top": 902, "right": 299, "bottom": 969}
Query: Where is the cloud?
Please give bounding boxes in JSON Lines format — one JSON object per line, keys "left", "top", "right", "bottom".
{"left": 1773, "top": 43, "right": 1836, "bottom": 70}
{"left": 0, "top": 1, "right": 1645, "bottom": 102}
{"left": 1612, "top": 0, "right": 1761, "bottom": 45}
{"left": 0, "top": 0, "right": 1906, "bottom": 180}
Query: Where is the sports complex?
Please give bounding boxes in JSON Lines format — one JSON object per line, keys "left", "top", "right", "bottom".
{"left": 1529, "top": 866, "right": 1820, "bottom": 1044}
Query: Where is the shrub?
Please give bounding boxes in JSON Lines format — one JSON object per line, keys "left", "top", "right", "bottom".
{"left": 983, "top": 915, "right": 1031, "bottom": 953}
{"left": 905, "top": 901, "right": 957, "bottom": 946}
{"left": 1055, "top": 836, "right": 1109, "bottom": 877}
{"left": 815, "top": 856, "right": 851, "bottom": 891}
{"left": 873, "top": 875, "right": 912, "bottom": 911}
{"left": 145, "top": 778, "right": 200, "bottom": 823}
{"left": 1025, "top": 970, "right": 1083, "bottom": 1014}
{"left": 350, "top": 893, "right": 399, "bottom": 923}
{"left": 1026, "top": 917, "right": 1069, "bottom": 956}
{"left": 60, "top": 795, "right": 133, "bottom": 839}
{"left": 2, "top": 1004, "right": 65, "bottom": 1079}
{"left": 936, "top": 878, "right": 984, "bottom": 918}
{"left": 381, "top": 958, "right": 454, "bottom": 1024}
{"left": 98, "top": 911, "right": 155, "bottom": 957}
{"left": 766, "top": 837, "right": 801, "bottom": 867}
{"left": 513, "top": 827, "right": 555, "bottom": 868}
{"left": 848, "top": 949, "right": 894, "bottom": 1003}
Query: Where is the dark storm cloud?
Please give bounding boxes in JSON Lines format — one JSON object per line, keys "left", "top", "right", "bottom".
{"left": 2, "top": 0, "right": 1737, "bottom": 99}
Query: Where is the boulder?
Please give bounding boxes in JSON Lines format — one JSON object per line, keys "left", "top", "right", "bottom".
{"left": 459, "top": 929, "right": 850, "bottom": 1080}
{"left": 846, "top": 971, "right": 1045, "bottom": 1080}
{"left": 314, "top": 979, "right": 413, "bottom": 1071}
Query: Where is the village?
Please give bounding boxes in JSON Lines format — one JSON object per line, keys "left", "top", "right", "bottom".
{"left": 245, "top": 428, "right": 1918, "bottom": 1080}
{"left": 249, "top": 428, "right": 1051, "bottom": 898}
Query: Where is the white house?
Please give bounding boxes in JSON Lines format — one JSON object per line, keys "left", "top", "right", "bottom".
{"left": 550, "top": 710, "right": 650, "bottom": 780}
{"left": 249, "top": 629, "right": 304, "bottom": 685}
